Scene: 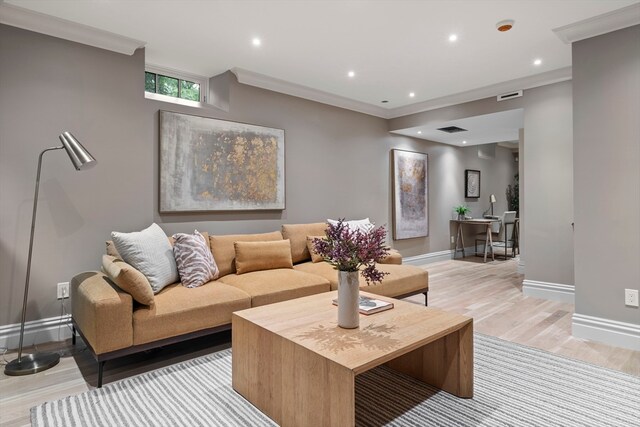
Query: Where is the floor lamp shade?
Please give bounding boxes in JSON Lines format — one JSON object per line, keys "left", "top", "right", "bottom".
{"left": 4, "top": 132, "right": 96, "bottom": 377}
{"left": 60, "top": 132, "right": 97, "bottom": 170}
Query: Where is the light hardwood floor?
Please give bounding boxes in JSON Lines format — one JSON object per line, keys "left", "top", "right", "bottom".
{"left": 1, "top": 257, "right": 638, "bottom": 426}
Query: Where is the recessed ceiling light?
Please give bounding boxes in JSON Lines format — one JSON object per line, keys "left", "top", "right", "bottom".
{"left": 252, "top": 37, "right": 261, "bottom": 47}
{"left": 496, "top": 20, "right": 514, "bottom": 32}
{"left": 348, "top": 70, "right": 355, "bottom": 78}
{"left": 409, "top": 92, "right": 415, "bottom": 98}
{"left": 462, "top": 140, "right": 467, "bottom": 144}
{"left": 533, "top": 58, "right": 542, "bottom": 66}
{"left": 417, "top": 131, "right": 422, "bottom": 134}
{"left": 449, "top": 34, "right": 458, "bottom": 42}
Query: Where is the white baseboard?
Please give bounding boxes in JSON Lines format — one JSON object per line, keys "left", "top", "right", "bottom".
{"left": 0, "top": 314, "right": 72, "bottom": 350}
{"left": 522, "top": 280, "right": 575, "bottom": 303}
{"left": 572, "top": 313, "right": 640, "bottom": 351}
{"left": 517, "top": 259, "right": 525, "bottom": 274}
{"left": 403, "top": 246, "right": 478, "bottom": 266}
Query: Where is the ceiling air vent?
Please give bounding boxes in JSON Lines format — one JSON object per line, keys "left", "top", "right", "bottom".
{"left": 437, "top": 126, "right": 468, "bottom": 133}
{"left": 497, "top": 90, "right": 523, "bottom": 101}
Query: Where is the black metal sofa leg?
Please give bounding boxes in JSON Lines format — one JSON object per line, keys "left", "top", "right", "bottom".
{"left": 424, "top": 291, "right": 428, "bottom": 306}
{"left": 97, "top": 361, "right": 106, "bottom": 388}
{"left": 72, "top": 325, "right": 76, "bottom": 345}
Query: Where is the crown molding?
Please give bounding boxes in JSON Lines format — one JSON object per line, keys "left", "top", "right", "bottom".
{"left": 385, "top": 67, "right": 572, "bottom": 119}
{"left": 0, "top": 2, "right": 145, "bottom": 55}
{"left": 231, "top": 68, "right": 389, "bottom": 118}
{"left": 553, "top": 3, "right": 640, "bottom": 44}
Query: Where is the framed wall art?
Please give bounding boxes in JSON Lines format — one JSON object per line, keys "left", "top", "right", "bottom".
{"left": 392, "top": 149, "right": 429, "bottom": 240}
{"left": 159, "top": 110, "right": 285, "bottom": 212}
{"left": 465, "top": 169, "right": 480, "bottom": 198}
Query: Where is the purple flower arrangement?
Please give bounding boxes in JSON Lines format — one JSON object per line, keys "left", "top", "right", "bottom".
{"left": 312, "top": 219, "right": 390, "bottom": 284}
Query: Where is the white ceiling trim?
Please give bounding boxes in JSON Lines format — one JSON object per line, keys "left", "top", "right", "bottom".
{"left": 233, "top": 66, "right": 572, "bottom": 120}
{"left": 0, "top": 2, "right": 145, "bottom": 55}
{"left": 553, "top": 2, "right": 640, "bottom": 44}
{"left": 385, "top": 67, "right": 573, "bottom": 119}
{"left": 231, "top": 68, "right": 389, "bottom": 118}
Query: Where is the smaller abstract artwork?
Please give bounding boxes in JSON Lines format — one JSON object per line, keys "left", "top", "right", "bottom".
{"left": 465, "top": 170, "right": 481, "bottom": 198}
{"left": 392, "top": 149, "right": 428, "bottom": 240}
{"left": 160, "top": 111, "right": 285, "bottom": 212}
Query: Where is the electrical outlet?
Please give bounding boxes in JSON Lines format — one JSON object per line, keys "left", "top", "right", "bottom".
{"left": 57, "top": 282, "right": 69, "bottom": 300}
{"left": 625, "top": 289, "right": 639, "bottom": 307}
{"left": 451, "top": 236, "right": 455, "bottom": 244}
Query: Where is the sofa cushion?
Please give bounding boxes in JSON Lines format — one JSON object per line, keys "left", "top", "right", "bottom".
{"left": 173, "top": 230, "right": 219, "bottom": 288}
{"left": 218, "top": 269, "right": 330, "bottom": 307}
{"left": 306, "top": 236, "right": 326, "bottom": 263}
{"left": 281, "top": 223, "right": 327, "bottom": 263}
{"left": 102, "top": 255, "right": 154, "bottom": 305}
{"left": 293, "top": 262, "right": 428, "bottom": 298}
{"left": 111, "top": 223, "right": 179, "bottom": 294}
{"left": 378, "top": 248, "right": 403, "bottom": 265}
{"left": 210, "top": 231, "right": 283, "bottom": 277}
{"left": 234, "top": 240, "right": 293, "bottom": 274}
{"left": 132, "top": 282, "right": 251, "bottom": 345}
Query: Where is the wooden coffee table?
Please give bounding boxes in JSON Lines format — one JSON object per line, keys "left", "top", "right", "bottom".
{"left": 232, "top": 291, "right": 473, "bottom": 427}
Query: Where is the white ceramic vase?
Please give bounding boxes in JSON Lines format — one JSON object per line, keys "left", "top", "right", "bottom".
{"left": 337, "top": 270, "right": 360, "bottom": 329}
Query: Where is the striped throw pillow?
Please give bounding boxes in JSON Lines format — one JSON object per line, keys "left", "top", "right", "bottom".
{"left": 172, "top": 230, "right": 219, "bottom": 288}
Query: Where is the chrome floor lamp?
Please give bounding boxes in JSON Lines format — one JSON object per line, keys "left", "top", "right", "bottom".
{"left": 4, "top": 132, "right": 96, "bottom": 376}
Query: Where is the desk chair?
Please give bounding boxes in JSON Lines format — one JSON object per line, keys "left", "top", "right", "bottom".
{"left": 475, "top": 211, "right": 517, "bottom": 260}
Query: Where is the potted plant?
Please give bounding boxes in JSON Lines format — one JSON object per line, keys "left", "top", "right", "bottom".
{"left": 454, "top": 205, "right": 471, "bottom": 220}
{"left": 312, "top": 219, "right": 389, "bottom": 329}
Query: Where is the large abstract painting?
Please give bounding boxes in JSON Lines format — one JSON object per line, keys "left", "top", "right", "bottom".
{"left": 392, "top": 149, "right": 428, "bottom": 240}
{"left": 160, "top": 111, "right": 285, "bottom": 212}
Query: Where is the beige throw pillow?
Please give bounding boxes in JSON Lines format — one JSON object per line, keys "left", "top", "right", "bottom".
{"left": 102, "top": 255, "right": 155, "bottom": 305}
{"left": 234, "top": 239, "right": 294, "bottom": 275}
{"left": 306, "top": 236, "right": 326, "bottom": 263}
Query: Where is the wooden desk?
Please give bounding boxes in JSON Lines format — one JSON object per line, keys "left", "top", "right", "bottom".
{"left": 451, "top": 219, "right": 499, "bottom": 262}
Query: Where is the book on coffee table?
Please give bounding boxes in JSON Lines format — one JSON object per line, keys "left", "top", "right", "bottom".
{"left": 332, "top": 295, "right": 394, "bottom": 315}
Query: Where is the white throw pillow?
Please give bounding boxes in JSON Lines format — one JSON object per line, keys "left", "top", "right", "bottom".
{"left": 327, "top": 218, "right": 374, "bottom": 233}
{"left": 111, "top": 223, "right": 179, "bottom": 294}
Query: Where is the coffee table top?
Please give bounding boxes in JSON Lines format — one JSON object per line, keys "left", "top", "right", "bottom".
{"left": 233, "top": 291, "right": 472, "bottom": 374}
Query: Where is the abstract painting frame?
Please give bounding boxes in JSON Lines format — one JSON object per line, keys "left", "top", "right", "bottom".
{"left": 159, "top": 110, "right": 285, "bottom": 212}
{"left": 465, "top": 169, "right": 481, "bottom": 198}
{"left": 392, "top": 149, "right": 429, "bottom": 240}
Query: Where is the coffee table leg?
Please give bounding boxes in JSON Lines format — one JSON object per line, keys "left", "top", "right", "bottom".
{"left": 386, "top": 321, "right": 473, "bottom": 398}
{"left": 233, "top": 314, "right": 355, "bottom": 426}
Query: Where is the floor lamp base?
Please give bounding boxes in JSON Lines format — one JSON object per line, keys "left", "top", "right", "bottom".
{"left": 4, "top": 352, "right": 60, "bottom": 376}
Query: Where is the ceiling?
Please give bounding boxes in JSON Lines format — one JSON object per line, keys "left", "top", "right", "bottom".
{"left": 4, "top": 0, "right": 638, "bottom": 115}
{"left": 392, "top": 109, "right": 524, "bottom": 147}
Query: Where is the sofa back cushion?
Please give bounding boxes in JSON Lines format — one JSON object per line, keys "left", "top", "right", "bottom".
{"left": 234, "top": 240, "right": 294, "bottom": 275}
{"left": 281, "top": 223, "right": 327, "bottom": 263}
{"left": 210, "top": 231, "right": 283, "bottom": 277}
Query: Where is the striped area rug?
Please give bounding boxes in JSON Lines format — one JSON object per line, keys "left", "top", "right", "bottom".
{"left": 31, "top": 334, "right": 640, "bottom": 426}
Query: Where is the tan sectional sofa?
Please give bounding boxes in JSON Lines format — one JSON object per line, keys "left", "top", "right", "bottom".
{"left": 71, "top": 223, "right": 428, "bottom": 387}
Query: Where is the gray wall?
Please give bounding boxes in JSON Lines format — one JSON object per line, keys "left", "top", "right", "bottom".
{"left": 0, "top": 24, "right": 516, "bottom": 328}
{"left": 573, "top": 25, "right": 640, "bottom": 324}
{"left": 390, "top": 81, "right": 575, "bottom": 287}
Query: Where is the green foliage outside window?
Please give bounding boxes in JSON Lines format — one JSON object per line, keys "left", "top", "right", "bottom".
{"left": 145, "top": 72, "right": 156, "bottom": 92}
{"left": 180, "top": 80, "right": 200, "bottom": 101}
{"left": 145, "top": 71, "right": 201, "bottom": 102}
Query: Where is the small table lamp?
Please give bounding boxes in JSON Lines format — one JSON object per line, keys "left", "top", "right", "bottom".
{"left": 490, "top": 194, "right": 497, "bottom": 216}
{"left": 4, "top": 132, "right": 96, "bottom": 376}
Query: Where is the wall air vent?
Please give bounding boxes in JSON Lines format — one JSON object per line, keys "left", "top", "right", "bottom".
{"left": 497, "top": 90, "right": 523, "bottom": 101}
{"left": 437, "top": 126, "right": 468, "bottom": 133}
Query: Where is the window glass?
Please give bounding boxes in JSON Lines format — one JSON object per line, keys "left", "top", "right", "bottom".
{"left": 145, "top": 72, "right": 156, "bottom": 93}
{"left": 180, "top": 80, "right": 200, "bottom": 101}
{"left": 157, "top": 75, "right": 179, "bottom": 97}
